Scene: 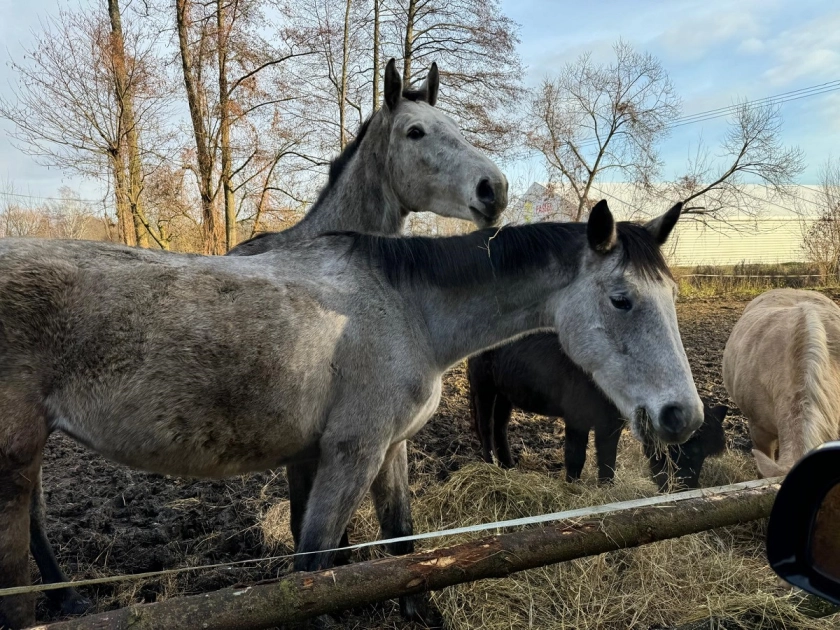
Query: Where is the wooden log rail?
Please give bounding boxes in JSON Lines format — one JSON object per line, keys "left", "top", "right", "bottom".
{"left": 30, "top": 481, "right": 778, "bottom": 630}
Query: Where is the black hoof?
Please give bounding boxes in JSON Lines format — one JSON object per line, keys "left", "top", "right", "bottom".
{"left": 400, "top": 593, "right": 444, "bottom": 628}
{"left": 60, "top": 590, "right": 91, "bottom": 616}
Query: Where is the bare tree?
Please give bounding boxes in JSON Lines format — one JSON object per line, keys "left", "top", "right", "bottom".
{"left": 0, "top": 4, "right": 169, "bottom": 246}
{"left": 663, "top": 101, "right": 805, "bottom": 216}
{"left": 176, "top": 0, "right": 224, "bottom": 254}
{"left": 175, "top": 0, "right": 315, "bottom": 251}
{"left": 527, "top": 40, "right": 680, "bottom": 221}
{"left": 803, "top": 157, "right": 840, "bottom": 279}
{"left": 372, "top": 0, "right": 382, "bottom": 108}
{"left": 108, "top": 0, "right": 150, "bottom": 246}
{"left": 388, "top": 0, "right": 523, "bottom": 153}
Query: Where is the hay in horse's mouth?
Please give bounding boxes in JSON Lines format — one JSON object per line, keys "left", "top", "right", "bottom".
{"left": 630, "top": 407, "right": 667, "bottom": 457}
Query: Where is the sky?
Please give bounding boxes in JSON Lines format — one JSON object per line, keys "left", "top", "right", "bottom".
{"left": 499, "top": 0, "right": 840, "bottom": 186}
{"left": 0, "top": 0, "right": 838, "bottom": 200}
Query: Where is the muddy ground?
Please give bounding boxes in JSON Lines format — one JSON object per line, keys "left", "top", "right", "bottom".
{"left": 34, "top": 294, "right": 813, "bottom": 627}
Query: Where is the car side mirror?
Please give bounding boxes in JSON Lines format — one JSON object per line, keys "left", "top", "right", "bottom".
{"left": 767, "top": 441, "right": 840, "bottom": 604}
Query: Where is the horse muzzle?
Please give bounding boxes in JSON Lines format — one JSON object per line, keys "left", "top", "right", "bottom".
{"left": 472, "top": 175, "right": 508, "bottom": 225}
{"left": 655, "top": 402, "right": 703, "bottom": 444}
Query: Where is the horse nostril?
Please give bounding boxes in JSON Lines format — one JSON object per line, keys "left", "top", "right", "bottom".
{"left": 660, "top": 404, "right": 687, "bottom": 435}
{"left": 476, "top": 178, "right": 495, "bottom": 206}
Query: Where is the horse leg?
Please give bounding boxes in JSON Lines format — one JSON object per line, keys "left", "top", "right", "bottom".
{"left": 564, "top": 424, "right": 589, "bottom": 482}
{"left": 294, "top": 434, "right": 386, "bottom": 573}
{"left": 371, "top": 440, "right": 439, "bottom": 626}
{"left": 287, "top": 462, "right": 351, "bottom": 565}
{"left": 593, "top": 420, "right": 621, "bottom": 484}
{"left": 29, "top": 466, "right": 90, "bottom": 615}
{"left": 471, "top": 387, "right": 497, "bottom": 465}
{"left": 492, "top": 394, "right": 516, "bottom": 468}
{"left": 0, "top": 394, "right": 47, "bottom": 629}
{"left": 749, "top": 424, "right": 778, "bottom": 462}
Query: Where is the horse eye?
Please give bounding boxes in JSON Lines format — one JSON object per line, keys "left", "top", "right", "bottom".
{"left": 610, "top": 296, "right": 632, "bottom": 311}
{"left": 407, "top": 126, "right": 425, "bottom": 140}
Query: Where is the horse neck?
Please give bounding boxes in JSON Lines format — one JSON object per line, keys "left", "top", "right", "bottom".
{"left": 294, "top": 117, "right": 404, "bottom": 237}
{"left": 410, "top": 270, "right": 571, "bottom": 371}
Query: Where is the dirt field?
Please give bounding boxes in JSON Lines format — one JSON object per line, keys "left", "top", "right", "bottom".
{"left": 33, "top": 294, "right": 814, "bottom": 627}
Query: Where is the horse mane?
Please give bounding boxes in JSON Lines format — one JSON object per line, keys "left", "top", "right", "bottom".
{"left": 328, "top": 221, "right": 672, "bottom": 289}
{"left": 235, "top": 116, "right": 374, "bottom": 248}
{"left": 793, "top": 305, "right": 840, "bottom": 452}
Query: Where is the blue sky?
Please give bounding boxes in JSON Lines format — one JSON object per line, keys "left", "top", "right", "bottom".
{"left": 500, "top": 0, "right": 840, "bottom": 185}
{"left": 0, "top": 0, "right": 838, "bottom": 199}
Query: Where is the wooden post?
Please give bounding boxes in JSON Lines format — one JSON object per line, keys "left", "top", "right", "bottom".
{"left": 29, "top": 482, "right": 778, "bottom": 630}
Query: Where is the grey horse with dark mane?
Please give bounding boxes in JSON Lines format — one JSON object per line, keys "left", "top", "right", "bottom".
{"left": 227, "top": 56, "right": 507, "bottom": 621}
{"left": 24, "top": 57, "right": 509, "bottom": 621}
{"left": 0, "top": 198, "right": 701, "bottom": 628}
{"left": 229, "top": 58, "right": 508, "bottom": 254}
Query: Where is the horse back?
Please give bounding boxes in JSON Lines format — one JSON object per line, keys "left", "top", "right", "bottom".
{"left": 724, "top": 289, "right": 840, "bottom": 464}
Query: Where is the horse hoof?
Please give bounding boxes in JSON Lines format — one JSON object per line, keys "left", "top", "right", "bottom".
{"left": 60, "top": 591, "right": 91, "bottom": 616}
{"left": 400, "top": 593, "right": 444, "bottom": 628}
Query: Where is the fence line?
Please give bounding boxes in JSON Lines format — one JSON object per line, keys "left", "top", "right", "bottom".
{"left": 0, "top": 477, "right": 779, "bottom": 599}
{"left": 31, "top": 479, "right": 781, "bottom": 630}
{"left": 678, "top": 273, "right": 827, "bottom": 279}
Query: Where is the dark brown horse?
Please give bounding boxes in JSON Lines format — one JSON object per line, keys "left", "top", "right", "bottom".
{"left": 468, "top": 332, "right": 727, "bottom": 490}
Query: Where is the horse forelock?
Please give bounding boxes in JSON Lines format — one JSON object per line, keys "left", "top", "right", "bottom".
{"left": 613, "top": 222, "right": 673, "bottom": 282}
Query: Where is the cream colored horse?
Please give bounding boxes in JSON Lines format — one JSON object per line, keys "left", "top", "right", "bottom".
{"left": 723, "top": 289, "right": 840, "bottom": 477}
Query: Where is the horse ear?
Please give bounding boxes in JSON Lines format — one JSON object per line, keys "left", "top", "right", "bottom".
{"left": 587, "top": 199, "right": 617, "bottom": 254}
{"left": 645, "top": 202, "right": 683, "bottom": 245}
{"left": 424, "top": 63, "right": 439, "bottom": 106}
{"left": 384, "top": 58, "right": 402, "bottom": 110}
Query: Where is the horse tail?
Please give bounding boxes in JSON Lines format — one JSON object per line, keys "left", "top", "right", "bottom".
{"left": 797, "top": 305, "right": 840, "bottom": 452}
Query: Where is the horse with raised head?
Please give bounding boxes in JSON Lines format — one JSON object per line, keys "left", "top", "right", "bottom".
{"left": 0, "top": 200, "right": 701, "bottom": 628}
{"left": 26, "top": 57, "right": 509, "bottom": 619}
{"left": 468, "top": 332, "right": 727, "bottom": 490}
{"left": 228, "top": 58, "right": 508, "bottom": 253}
{"left": 723, "top": 288, "right": 840, "bottom": 478}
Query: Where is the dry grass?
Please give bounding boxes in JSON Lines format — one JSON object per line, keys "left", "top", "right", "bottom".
{"left": 409, "top": 436, "right": 833, "bottom": 629}
{"left": 254, "top": 435, "right": 838, "bottom": 629}
{"left": 674, "top": 262, "right": 838, "bottom": 300}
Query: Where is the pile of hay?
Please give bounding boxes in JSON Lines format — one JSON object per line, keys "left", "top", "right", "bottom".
{"left": 259, "top": 435, "right": 836, "bottom": 629}
{"left": 413, "top": 437, "right": 834, "bottom": 630}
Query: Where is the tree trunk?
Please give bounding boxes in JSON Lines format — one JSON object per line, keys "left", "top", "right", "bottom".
{"left": 372, "top": 0, "right": 380, "bottom": 109}
{"left": 217, "top": 0, "right": 236, "bottom": 251}
{"left": 109, "top": 150, "right": 135, "bottom": 246}
{"left": 402, "top": 0, "right": 417, "bottom": 84}
{"left": 176, "top": 0, "right": 222, "bottom": 255}
{"left": 339, "top": 0, "right": 352, "bottom": 149}
{"left": 107, "top": 0, "right": 149, "bottom": 247}
{"left": 36, "top": 481, "right": 778, "bottom": 630}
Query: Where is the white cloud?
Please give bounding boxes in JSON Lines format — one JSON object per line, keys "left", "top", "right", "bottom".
{"left": 762, "top": 12, "right": 840, "bottom": 85}
{"left": 655, "top": 1, "right": 767, "bottom": 61}
{"left": 738, "top": 37, "right": 765, "bottom": 54}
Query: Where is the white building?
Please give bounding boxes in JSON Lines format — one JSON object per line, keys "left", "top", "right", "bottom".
{"left": 513, "top": 182, "right": 824, "bottom": 266}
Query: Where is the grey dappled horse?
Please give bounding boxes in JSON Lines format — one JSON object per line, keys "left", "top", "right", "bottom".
{"left": 228, "top": 57, "right": 508, "bottom": 600}
{"left": 25, "top": 57, "right": 508, "bottom": 621}
{"left": 0, "top": 199, "right": 701, "bottom": 628}
{"left": 228, "top": 58, "right": 507, "bottom": 254}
